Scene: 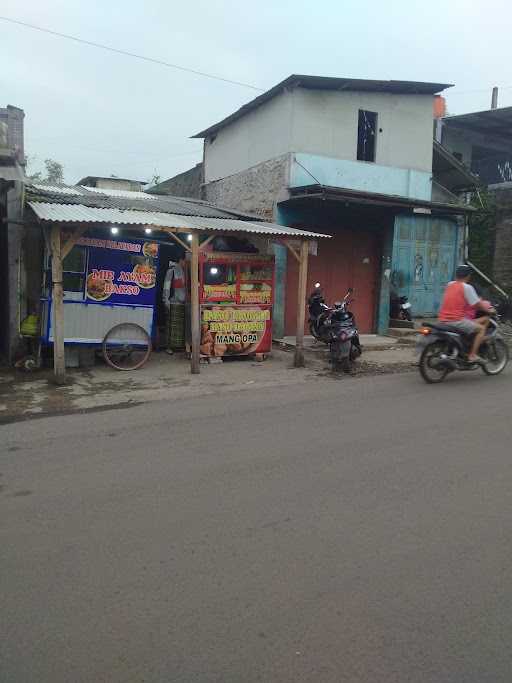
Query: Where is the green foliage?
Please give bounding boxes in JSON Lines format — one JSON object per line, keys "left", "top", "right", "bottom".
{"left": 26, "top": 156, "right": 64, "bottom": 184}
{"left": 44, "top": 158, "right": 64, "bottom": 184}
{"left": 468, "top": 189, "right": 497, "bottom": 276}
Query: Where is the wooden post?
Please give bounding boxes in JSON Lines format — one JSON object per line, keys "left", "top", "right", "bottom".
{"left": 190, "top": 232, "right": 200, "bottom": 374}
{"left": 50, "top": 225, "right": 66, "bottom": 384}
{"left": 294, "top": 240, "right": 309, "bottom": 368}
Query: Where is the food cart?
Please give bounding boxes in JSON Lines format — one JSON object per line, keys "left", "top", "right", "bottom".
{"left": 199, "top": 251, "right": 274, "bottom": 359}
{"left": 40, "top": 232, "right": 160, "bottom": 367}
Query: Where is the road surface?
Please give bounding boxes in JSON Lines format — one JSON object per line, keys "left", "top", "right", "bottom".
{"left": 2, "top": 370, "right": 512, "bottom": 682}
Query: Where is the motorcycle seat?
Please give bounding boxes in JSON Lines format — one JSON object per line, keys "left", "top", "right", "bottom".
{"left": 422, "top": 321, "right": 459, "bottom": 332}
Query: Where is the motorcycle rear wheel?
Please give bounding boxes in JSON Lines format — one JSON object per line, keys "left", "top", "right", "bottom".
{"left": 481, "top": 339, "right": 509, "bottom": 375}
{"left": 330, "top": 340, "right": 352, "bottom": 372}
{"left": 419, "top": 341, "right": 450, "bottom": 384}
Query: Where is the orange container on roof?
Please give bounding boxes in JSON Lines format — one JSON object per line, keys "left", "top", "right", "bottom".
{"left": 433, "top": 95, "right": 446, "bottom": 118}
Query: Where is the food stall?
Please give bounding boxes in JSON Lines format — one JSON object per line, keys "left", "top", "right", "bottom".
{"left": 199, "top": 251, "right": 274, "bottom": 358}
{"left": 41, "top": 233, "right": 160, "bottom": 346}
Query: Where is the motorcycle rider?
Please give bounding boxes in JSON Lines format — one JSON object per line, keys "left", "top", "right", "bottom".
{"left": 438, "top": 264, "right": 493, "bottom": 363}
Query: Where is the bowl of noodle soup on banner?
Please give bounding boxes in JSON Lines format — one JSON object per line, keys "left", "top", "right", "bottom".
{"left": 86, "top": 273, "right": 111, "bottom": 301}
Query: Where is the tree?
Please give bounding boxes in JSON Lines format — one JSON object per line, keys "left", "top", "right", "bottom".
{"left": 468, "top": 188, "right": 497, "bottom": 276}
{"left": 26, "top": 156, "right": 64, "bottom": 184}
{"left": 43, "top": 158, "right": 64, "bottom": 184}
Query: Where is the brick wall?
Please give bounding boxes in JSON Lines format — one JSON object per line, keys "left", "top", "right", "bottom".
{"left": 150, "top": 163, "right": 203, "bottom": 199}
{"left": 204, "top": 155, "right": 289, "bottom": 219}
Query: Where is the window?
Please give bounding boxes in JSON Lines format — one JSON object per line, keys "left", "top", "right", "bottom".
{"left": 62, "top": 246, "right": 86, "bottom": 295}
{"left": 357, "top": 110, "right": 377, "bottom": 162}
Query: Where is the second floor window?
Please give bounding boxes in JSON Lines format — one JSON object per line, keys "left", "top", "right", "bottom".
{"left": 357, "top": 110, "right": 377, "bottom": 162}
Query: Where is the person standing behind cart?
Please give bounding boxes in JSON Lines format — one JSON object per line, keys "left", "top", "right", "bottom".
{"left": 162, "top": 258, "right": 187, "bottom": 354}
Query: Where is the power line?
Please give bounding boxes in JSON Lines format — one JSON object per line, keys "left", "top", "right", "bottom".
{"left": 0, "top": 15, "right": 264, "bottom": 92}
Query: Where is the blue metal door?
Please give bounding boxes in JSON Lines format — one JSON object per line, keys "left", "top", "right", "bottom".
{"left": 392, "top": 215, "right": 459, "bottom": 317}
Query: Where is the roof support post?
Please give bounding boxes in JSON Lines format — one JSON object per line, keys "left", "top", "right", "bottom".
{"left": 50, "top": 225, "right": 66, "bottom": 384}
{"left": 190, "top": 232, "right": 200, "bottom": 374}
{"left": 294, "top": 240, "right": 309, "bottom": 368}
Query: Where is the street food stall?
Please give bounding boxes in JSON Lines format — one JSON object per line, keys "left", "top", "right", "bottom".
{"left": 41, "top": 233, "right": 160, "bottom": 345}
{"left": 199, "top": 251, "right": 274, "bottom": 359}
{"left": 25, "top": 183, "right": 330, "bottom": 382}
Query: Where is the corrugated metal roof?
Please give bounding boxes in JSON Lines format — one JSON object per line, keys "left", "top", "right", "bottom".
{"left": 26, "top": 183, "right": 237, "bottom": 219}
{"left": 193, "top": 75, "right": 453, "bottom": 138}
{"left": 444, "top": 106, "right": 512, "bottom": 136}
{"left": 27, "top": 201, "right": 330, "bottom": 238}
{"left": 79, "top": 186, "right": 159, "bottom": 200}
{"left": 31, "top": 183, "right": 83, "bottom": 195}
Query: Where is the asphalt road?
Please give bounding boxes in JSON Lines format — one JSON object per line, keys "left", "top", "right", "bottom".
{"left": 2, "top": 369, "right": 512, "bottom": 682}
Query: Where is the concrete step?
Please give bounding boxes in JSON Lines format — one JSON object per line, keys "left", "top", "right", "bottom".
{"left": 274, "top": 334, "right": 400, "bottom": 353}
{"left": 387, "top": 327, "right": 418, "bottom": 345}
{"left": 389, "top": 318, "right": 415, "bottom": 329}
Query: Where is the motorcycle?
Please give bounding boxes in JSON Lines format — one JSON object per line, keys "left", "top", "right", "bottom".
{"left": 417, "top": 313, "right": 509, "bottom": 383}
{"left": 308, "top": 283, "right": 362, "bottom": 371}
{"left": 390, "top": 294, "right": 412, "bottom": 322}
{"left": 308, "top": 283, "right": 332, "bottom": 342}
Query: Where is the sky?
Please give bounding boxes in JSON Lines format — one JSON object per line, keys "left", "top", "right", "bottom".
{"left": 1, "top": 0, "right": 511, "bottom": 184}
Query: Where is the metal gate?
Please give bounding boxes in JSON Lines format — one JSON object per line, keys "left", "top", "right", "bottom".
{"left": 392, "top": 215, "right": 461, "bottom": 316}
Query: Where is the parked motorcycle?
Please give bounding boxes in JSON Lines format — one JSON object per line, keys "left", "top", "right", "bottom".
{"left": 390, "top": 294, "right": 412, "bottom": 322}
{"left": 308, "top": 283, "right": 332, "bottom": 342}
{"left": 417, "top": 313, "right": 509, "bottom": 383}
{"left": 308, "top": 283, "right": 362, "bottom": 371}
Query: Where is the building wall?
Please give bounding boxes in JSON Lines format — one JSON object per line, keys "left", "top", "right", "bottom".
{"left": 204, "top": 87, "right": 435, "bottom": 183}
{"left": 5, "top": 182, "right": 25, "bottom": 361}
{"left": 442, "top": 125, "right": 512, "bottom": 172}
{"left": 290, "top": 152, "right": 431, "bottom": 200}
{"left": 204, "top": 154, "right": 290, "bottom": 219}
{"left": 204, "top": 92, "right": 294, "bottom": 182}
{"left": 150, "top": 164, "right": 202, "bottom": 198}
{"left": 439, "top": 127, "right": 474, "bottom": 167}
{"left": 94, "top": 178, "right": 143, "bottom": 191}
{"left": 0, "top": 105, "right": 25, "bottom": 163}
{"left": 290, "top": 89, "right": 434, "bottom": 173}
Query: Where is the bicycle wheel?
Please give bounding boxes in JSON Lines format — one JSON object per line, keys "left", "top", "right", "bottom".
{"left": 102, "top": 323, "right": 151, "bottom": 371}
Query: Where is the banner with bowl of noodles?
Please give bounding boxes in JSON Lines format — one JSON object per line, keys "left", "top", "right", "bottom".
{"left": 84, "top": 239, "right": 159, "bottom": 306}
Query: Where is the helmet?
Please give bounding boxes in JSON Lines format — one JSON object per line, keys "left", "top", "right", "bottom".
{"left": 455, "top": 264, "right": 472, "bottom": 279}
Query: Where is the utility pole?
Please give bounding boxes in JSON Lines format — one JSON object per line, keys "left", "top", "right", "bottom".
{"left": 491, "top": 87, "right": 498, "bottom": 110}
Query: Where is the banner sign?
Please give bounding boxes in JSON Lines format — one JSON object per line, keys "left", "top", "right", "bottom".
{"left": 81, "top": 238, "right": 159, "bottom": 306}
{"left": 200, "top": 306, "right": 272, "bottom": 357}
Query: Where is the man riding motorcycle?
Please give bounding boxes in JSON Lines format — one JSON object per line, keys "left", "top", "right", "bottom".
{"left": 438, "top": 264, "right": 494, "bottom": 363}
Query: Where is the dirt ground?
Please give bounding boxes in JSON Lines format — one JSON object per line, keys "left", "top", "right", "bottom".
{"left": 0, "top": 343, "right": 417, "bottom": 424}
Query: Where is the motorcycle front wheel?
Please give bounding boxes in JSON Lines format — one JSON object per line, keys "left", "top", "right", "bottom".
{"left": 481, "top": 339, "right": 509, "bottom": 375}
{"left": 419, "top": 341, "right": 450, "bottom": 384}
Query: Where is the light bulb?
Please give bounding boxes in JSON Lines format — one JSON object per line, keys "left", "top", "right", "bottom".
{"left": 144, "top": 228, "right": 152, "bottom": 235}
{"left": 111, "top": 227, "right": 119, "bottom": 235}
{"left": 209, "top": 267, "right": 218, "bottom": 275}
{"left": 186, "top": 234, "right": 193, "bottom": 242}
